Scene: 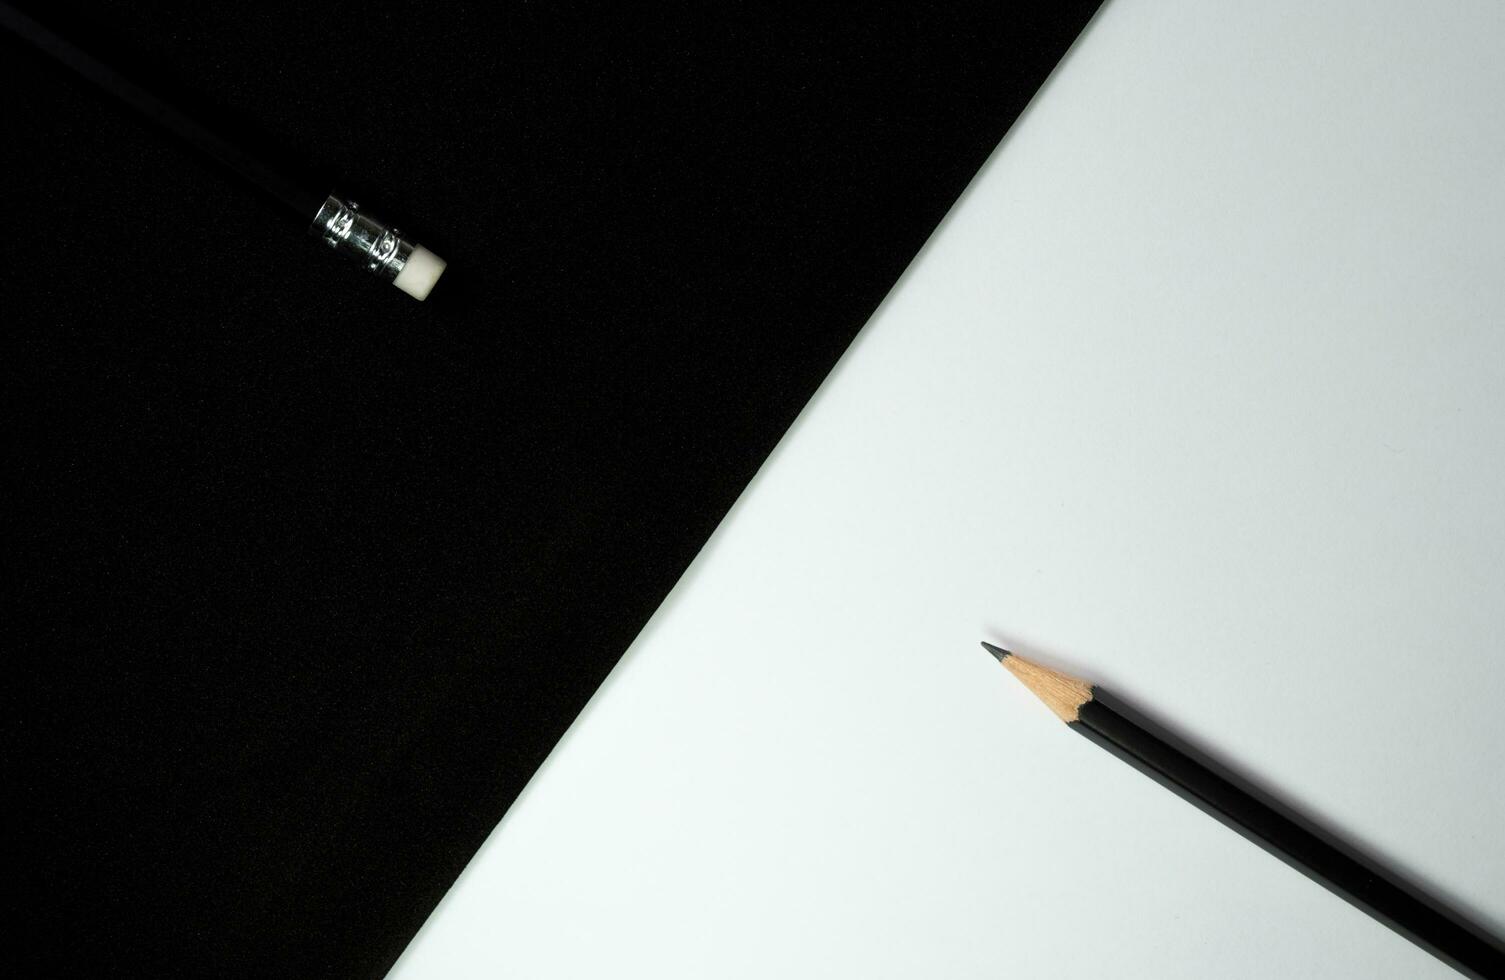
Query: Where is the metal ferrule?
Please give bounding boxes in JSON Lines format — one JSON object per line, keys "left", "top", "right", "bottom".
{"left": 310, "top": 194, "right": 415, "bottom": 281}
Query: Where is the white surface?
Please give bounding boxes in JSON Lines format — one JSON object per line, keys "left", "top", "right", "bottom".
{"left": 393, "top": 245, "right": 446, "bottom": 300}
{"left": 390, "top": 0, "right": 1505, "bottom": 976}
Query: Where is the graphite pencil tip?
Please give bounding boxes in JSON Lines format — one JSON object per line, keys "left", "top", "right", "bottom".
{"left": 980, "top": 641, "right": 1011, "bottom": 662}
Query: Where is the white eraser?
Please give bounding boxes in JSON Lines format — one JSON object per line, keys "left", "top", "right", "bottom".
{"left": 393, "top": 245, "right": 447, "bottom": 301}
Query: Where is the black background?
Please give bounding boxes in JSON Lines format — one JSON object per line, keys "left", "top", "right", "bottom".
{"left": 4, "top": 3, "right": 1098, "bottom": 976}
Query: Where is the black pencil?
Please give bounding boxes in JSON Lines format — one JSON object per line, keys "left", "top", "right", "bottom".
{"left": 0, "top": 1, "right": 447, "bottom": 300}
{"left": 981, "top": 642, "right": 1505, "bottom": 978}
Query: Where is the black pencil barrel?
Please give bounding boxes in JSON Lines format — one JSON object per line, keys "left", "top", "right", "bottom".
{"left": 1072, "top": 690, "right": 1505, "bottom": 979}
{"left": 0, "top": 2, "right": 323, "bottom": 218}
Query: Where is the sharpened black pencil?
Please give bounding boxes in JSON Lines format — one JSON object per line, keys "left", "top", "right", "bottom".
{"left": 982, "top": 642, "right": 1505, "bottom": 979}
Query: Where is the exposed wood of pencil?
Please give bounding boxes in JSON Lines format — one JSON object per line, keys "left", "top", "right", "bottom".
{"left": 986, "top": 644, "right": 1092, "bottom": 721}
{"left": 981, "top": 641, "right": 1505, "bottom": 979}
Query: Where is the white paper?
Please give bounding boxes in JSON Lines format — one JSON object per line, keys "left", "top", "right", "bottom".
{"left": 391, "top": 1, "right": 1505, "bottom": 975}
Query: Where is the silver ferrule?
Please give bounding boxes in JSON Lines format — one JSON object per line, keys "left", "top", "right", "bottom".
{"left": 310, "top": 194, "right": 415, "bottom": 281}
